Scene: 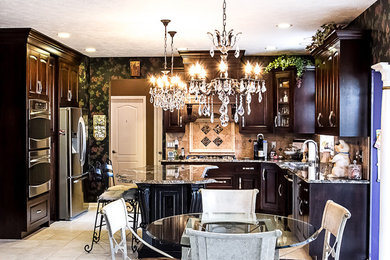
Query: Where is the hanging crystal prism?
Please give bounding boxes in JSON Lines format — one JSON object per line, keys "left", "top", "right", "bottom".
{"left": 237, "top": 95, "right": 244, "bottom": 116}
{"left": 210, "top": 46, "right": 215, "bottom": 57}
{"left": 198, "top": 103, "right": 202, "bottom": 116}
{"left": 258, "top": 92, "right": 263, "bottom": 103}
{"left": 261, "top": 80, "right": 267, "bottom": 93}
{"left": 234, "top": 95, "right": 239, "bottom": 123}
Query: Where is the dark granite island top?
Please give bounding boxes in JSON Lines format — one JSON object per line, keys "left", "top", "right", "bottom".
{"left": 115, "top": 164, "right": 219, "bottom": 185}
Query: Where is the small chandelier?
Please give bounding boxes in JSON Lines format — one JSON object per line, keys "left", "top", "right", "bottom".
{"left": 149, "top": 20, "right": 187, "bottom": 112}
{"left": 188, "top": 0, "right": 266, "bottom": 127}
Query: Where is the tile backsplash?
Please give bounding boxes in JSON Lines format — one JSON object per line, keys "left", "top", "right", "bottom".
{"left": 165, "top": 121, "right": 370, "bottom": 180}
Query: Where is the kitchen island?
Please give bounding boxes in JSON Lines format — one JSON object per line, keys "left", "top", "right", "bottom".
{"left": 116, "top": 164, "right": 218, "bottom": 258}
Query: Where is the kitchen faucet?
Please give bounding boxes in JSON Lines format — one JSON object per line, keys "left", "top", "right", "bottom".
{"left": 303, "top": 139, "right": 319, "bottom": 165}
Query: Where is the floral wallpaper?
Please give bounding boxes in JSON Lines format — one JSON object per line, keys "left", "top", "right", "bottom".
{"left": 86, "top": 57, "right": 183, "bottom": 163}
{"left": 348, "top": 0, "right": 390, "bottom": 64}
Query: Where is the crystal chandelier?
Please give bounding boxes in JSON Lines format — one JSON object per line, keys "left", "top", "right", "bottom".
{"left": 188, "top": 0, "right": 266, "bottom": 127}
{"left": 149, "top": 20, "right": 187, "bottom": 112}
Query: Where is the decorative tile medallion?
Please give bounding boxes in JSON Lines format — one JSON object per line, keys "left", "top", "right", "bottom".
{"left": 213, "top": 124, "right": 223, "bottom": 134}
{"left": 201, "top": 125, "right": 211, "bottom": 135}
{"left": 201, "top": 137, "right": 211, "bottom": 147}
{"left": 213, "top": 137, "right": 223, "bottom": 146}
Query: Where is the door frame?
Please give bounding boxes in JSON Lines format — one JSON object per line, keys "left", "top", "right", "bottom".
{"left": 109, "top": 96, "right": 147, "bottom": 167}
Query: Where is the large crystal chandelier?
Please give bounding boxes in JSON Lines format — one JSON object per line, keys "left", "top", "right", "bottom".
{"left": 149, "top": 20, "right": 187, "bottom": 112}
{"left": 188, "top": 0, "right": 266, "bottom": 127}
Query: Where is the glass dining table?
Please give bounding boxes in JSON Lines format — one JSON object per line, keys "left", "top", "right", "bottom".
{"left": 146, "top": 212, "right": 318, "bottom": 258}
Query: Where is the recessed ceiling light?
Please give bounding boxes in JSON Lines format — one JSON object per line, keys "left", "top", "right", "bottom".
{"left": 265, "top": 46, "right": 277, "bottom": 51}
{"left": 277, "top": 23, "right": 292, "bottom": 29}
{"left": 85, "top": 48, "right": 96, "bottom": 53}
{"left": 57, "top": 32, "right": 70, "bottom": 38}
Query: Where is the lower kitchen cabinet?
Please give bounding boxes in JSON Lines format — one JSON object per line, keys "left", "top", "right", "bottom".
{"left": 162, "top": 161, "right": 291, "bottom": 215}
{"left": 292, "top": 175, "right": 369, "bottom": 259}
{"left": 259, "top": 163, "right": 291, "bottom": 216}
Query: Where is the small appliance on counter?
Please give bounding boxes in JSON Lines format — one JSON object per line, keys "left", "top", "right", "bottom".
{"left": 254, "top": 134, "right": 267, "bottom": 160}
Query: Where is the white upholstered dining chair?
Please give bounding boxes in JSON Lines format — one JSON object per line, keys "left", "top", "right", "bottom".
{"left": 317, "top": 200, "right": 351, "bottom": 260}
{"left": 200, "top": 188, "right": 259, "bottom": 213}
{"left": 186, "top": 228, "right": 282, "bottom": 260}
{"left": 102, "top": 198, "right": 174, "bottom": 260}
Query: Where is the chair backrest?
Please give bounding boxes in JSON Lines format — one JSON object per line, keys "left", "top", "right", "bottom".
{"left": 186, "top": 228, "right": 282, "bottom": 260}
{"left": 200, "top": 189, "right": 259, "bottom": 213}
{"left": 102, "top": 198, "right": 128, "bottom": 260}
{"left": 320, "top": 200, "right": 351, "bottom": 260}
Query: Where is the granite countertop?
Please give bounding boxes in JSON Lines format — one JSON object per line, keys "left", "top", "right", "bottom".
{"left": 115, "top": 164, "right": 219, "bottom": 184}
{"left": 160, "top": 159, "right": 370, "bottom": 185}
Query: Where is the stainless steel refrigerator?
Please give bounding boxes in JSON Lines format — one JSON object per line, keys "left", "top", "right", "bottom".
{"left": 59, "top": 107, "right": 88, "bottom": 220}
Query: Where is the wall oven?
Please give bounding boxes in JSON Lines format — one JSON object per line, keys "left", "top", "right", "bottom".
{"left": 28, "top": 99, "right": 51, "bottom": 198}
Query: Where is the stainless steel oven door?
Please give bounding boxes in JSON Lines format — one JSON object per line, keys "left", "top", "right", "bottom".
{"left": 29, "top": 149, "right": 51, "bottom": 198}
{"left": 29, "top": 99, "right": 51, "bottom": 149}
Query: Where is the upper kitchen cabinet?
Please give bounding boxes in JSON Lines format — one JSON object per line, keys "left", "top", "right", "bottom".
{"left": 273, "top": 70, "right": 294, "bottom": 132}
{"left": 312, "top": 30, "right": 369, "bottom": 136}
{"left": 59, "top": 60, "right": 79, "bottom": 107}
{"left": 239, "top": 73, "right": 274, "bottom": 133}
{"left": 163, "top": 108, "right": 185, "bottom": 133}
{"left": 27, "top": 45, "right": 50, "bottom": 100}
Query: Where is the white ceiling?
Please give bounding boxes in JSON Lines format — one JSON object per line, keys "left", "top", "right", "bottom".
{"left": 0, "top": 0, "right": 376, "bottom": 57}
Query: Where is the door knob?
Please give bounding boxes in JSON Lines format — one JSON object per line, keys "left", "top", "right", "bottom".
{"left": 112, "top": 150, "right": 117, "bottom": 154}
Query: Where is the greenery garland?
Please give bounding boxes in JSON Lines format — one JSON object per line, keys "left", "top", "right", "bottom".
{"left": 264, "top": 55, "right": 312, "bottom": 78}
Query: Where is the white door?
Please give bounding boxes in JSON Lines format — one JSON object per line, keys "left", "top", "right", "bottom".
{"left": 110, "top": 96, "right": 146, "bottom": 175}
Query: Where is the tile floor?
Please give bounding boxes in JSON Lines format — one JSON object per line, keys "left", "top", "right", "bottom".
{"left": 0, "top": 205, "right": 312, "bottom": 259}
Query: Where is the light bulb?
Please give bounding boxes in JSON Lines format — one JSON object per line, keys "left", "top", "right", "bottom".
{"left": 189, "top": 65, "right": 196, "bottom": 77}
{"left": 245, "top": 61, "right": 252, "bottom": 75}
{"left": 157, "top": 77, "right": 164, "bottom": 88}
{"left": 254, "top": 63, "right": 261, "bottom": 75}
{"left": 219, "top": 60, "right": 228, "bottom": 73}
{"left": 150, "top": 76, "right": 156, "bottom": 84}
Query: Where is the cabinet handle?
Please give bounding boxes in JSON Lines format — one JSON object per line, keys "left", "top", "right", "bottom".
{"left": 298, "top": 200, "right": 303, "bottom": 216}
{"left": 67, "top": 90, "right": 72, "bottom": 101}
{"left": 329, "top": 111, "right": 336, "bottom": 127}
{"left": 243, "top": 167, "right": 254, "bottom": 170}
{"left": 36, "top": 210, "right": 42, "bottom": 214}
{"left": 242, "top": 116, "right": 245, "bottom": 127}
{"left": 274, "top": 116, "right": 278, "bottom": 127}
{"left": 317, "top": 113, "right": 323, "bottom": 127}
{"left": 179, "top": 116, "right": 183, "bottom": 127}
{"left": 36, "top": 81, "right": 42, "bottom": 94}
{"left": 278, "top": 184, "right": 282, "bottom": 197}
{"left": 303, "top": 188, "right": 309, "bottom": 192}
{"left": 239, "top": 177, "right": 242, "bottom": 189}
{"left": 262, "top": 169, "right": 266, "bottom": 181}
{"left": 284, "top": 175, "right": 293, "bottom": 182}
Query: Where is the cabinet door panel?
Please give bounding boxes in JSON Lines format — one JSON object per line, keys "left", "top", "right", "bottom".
{"left": 28, "top": 50, "right": 39, "bottom": 96}
{"left": 70, "top": 65, "right": 78, "bottom": 105}
{"left": 239, "top": 74, "right": 273, "bottom": 133}
{"left": 163, "top": 109, "right": 185, "bottom": 132}
{"left": 260, "top": 165, "right": 279, "bottom": 213}
{"left": 38, "top": 54, "right": 49, "bottom": 98}
{"left": 59, "top": 62, "right": 70, "bottom": 105}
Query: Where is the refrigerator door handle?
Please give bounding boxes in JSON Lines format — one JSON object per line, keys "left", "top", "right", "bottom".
{"left": 78, "top": 116, "right": 87, "bottom": 166}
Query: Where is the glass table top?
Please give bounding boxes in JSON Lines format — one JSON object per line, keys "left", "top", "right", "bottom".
{"left": 146, "top": 212, "right": 317, "bottom": 249}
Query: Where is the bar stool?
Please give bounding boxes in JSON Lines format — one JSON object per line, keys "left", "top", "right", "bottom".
{"left": 84, "top": 162, "right": 140, "bottom": 253}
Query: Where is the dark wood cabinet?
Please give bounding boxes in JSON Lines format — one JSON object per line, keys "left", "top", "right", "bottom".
{"left": 294, "top": 67, "right": 315, "bottom": 134}
{"left": 27, "top": 45, "right": 50, "bottom": 100}
{"left": 292, "top": 175, "right": 369, "bottom": 259}
{"left": 259, "top": 163, "right": 290, "bottom": 215}
{"left": 0, "top": 28, "right": 83, "bottom": 238}
{"left": 239, "top": 74, "right": 274, "bottom": 133}
{"left": 273, "top": 70, "right": 294, "bottom": 132}
{"left": 59, "top": 60, "right": 79, "bottom": 107}
{"left": 312, "top": 30, "right": 369, "bottom": 136}
{"left": 163, "top": 108, "right": 185, "bottom": 132}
